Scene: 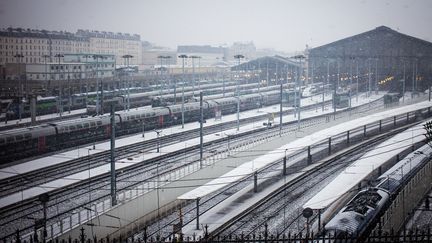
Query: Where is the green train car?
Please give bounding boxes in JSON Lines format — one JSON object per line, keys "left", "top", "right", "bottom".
{"left": 334, "top": 92, "right": 350, "bottom": 109}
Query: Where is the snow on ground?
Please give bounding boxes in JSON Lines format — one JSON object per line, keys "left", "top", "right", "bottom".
{"left": 303, "top": 120, "right": 429, "bottom": 209}
{"left": 0, "top": 92, "right": 382, "bottom": 208}
{"left": 178, "top": 98, "right": 431, "bottom": 200}
{"left": 0, "top": 93, "right": 335, "bottom": 180}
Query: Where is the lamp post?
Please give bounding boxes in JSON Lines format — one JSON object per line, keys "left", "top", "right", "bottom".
{"left": 156, "top": 162, "right": 161, "bottom": 237}
{"left": 349, "top": 56, "right": 355, "bottom": 108}
{"left": 402, "top": 59, "right": 406, "bottom": 103}
{"left": 83, "top": 55, "right": 92, "bottom": 106}
{"left": 178, "top": 54, "right": 188, "bottom": 128}
{"left": 291, "top": 55, "right": 305, "bottom": 129}
{"left": 93, "top": 54, "right": 106, "bottom": 115}
{"left": 42, "top": 55, "right": 51, "bottom": 96}
{"left": 356, "top": 58, "right": 359, "bottom": 103}
{"left": 368, "top": 58, "right": 372, "bottom": 97}
{"left": 190, "top": 56, "right": 201, "bottom": 96}
{"left": 157, "top": 55, "right": 165, "bottom": 97}
{"left": 54, "top": 54, "right": 64, "bottom": 117}
{"left": 122, "top": 55, "right": 133, "bottom": 111}
{"left": 14, "top": 54, "right": 24, "bottom": 121}
{"left": 234, "top": 54, "right": 244, "bottom": 131}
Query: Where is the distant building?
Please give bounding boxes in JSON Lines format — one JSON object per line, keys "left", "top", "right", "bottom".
{"left": 177, "top": 45, "right": 228, "bottom": 67}
{"left": 229, "top": 41, "right": 256, "bottom": 60}
{"left": 76, "top": 29, "right": 142, "bottom": 67}
{"left": 307, "top": 26, "right": 432, "bottom": 91}
{"left": 142, "top": 48, "right": 177, "bottom": 70}
{"left": 4, "top": 53, "right": 115, "bottom": 80}
{"left": 0, "top": 27, "right": 143, "bottom": 69}
{"left": 0, "top": 27, "right": 90, "bottom": 65}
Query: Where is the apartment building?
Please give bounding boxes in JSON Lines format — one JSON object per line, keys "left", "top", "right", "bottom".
{"left": 0, "top": 27, "right": 90, "bottom": 65}
{"left": 77, "top": 29, "right": 142, "bottom": 66}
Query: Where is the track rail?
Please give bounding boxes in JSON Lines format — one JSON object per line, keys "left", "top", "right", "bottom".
{"left": 206, "top": 122, "right": 425, "bottom": 240}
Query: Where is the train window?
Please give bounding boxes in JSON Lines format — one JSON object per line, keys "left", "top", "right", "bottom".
{"left": 84, "top": 123, "right": 89, "bottom": 128}
{"left": 90, "top": 122, "right": 96, "bottom": 127}
{"left": 97, "top": 121, "right": 102, "bottom": 126}
{"left": 76, "top": 124, "right": 83, "bottom": 129}
{"left": 69, "top": 125, "right": 76, "bottom": 131}
{"left": 24, "top": 133, "right": 31, "bottom": 139}
{"left": 15, "top": 134, "right": 23, "bottom": 141}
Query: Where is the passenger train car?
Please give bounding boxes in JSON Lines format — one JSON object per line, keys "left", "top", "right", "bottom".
{"left": 0, "top": 89, "right": 282, "bottom": 162}
{"left": 324, "top": 144, "right": 432, "bottom": 237}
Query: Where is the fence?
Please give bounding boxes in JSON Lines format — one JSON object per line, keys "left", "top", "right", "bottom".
{"left": 9, "top": 226, "right": 432, "bottom": 243}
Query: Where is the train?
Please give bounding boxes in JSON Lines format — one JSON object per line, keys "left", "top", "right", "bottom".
{"left": 0, "top": 80, "right": 235, "bottom": 119}
{"left": 0, "top": 90, "right": 282, "bottom": 162}
{"left": 324, "top": 144, "right": 432, "bottom": 237}
{"left": 333, "top": 92, "right": 350, "bottom": 109}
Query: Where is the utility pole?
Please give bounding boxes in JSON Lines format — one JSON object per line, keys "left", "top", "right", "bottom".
{"left": 122, "top": 55, "right": 133, "bottom": 111}
{"left": 291, "top": 55, "right": 305, "bottom": 129}
{"left": 55, "top": 54, "right": 64, "bottom": 117}
{"left": 199, "top": 92, "right": 203, "bottom": 168}
{"left": 368, "top": 58, "right": 371, "bottom": 97}
{"left": 279, "top": 82, "right": 283, "bottom": 137}
{"left": 178, "top": 55, "right": 188, "bottom": 128}
{"left": 110, "top": 105, "right": 117, "bottom": 206}
{"left": 402, "top": 59, "right": 406, "bottom": 103}
{"left": 234, "top": 54, "right": 244, "bottom": 131}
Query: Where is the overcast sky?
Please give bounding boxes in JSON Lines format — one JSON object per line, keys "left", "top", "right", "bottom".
{"left": 1, "top": 0, "right": 431, "bottom": 52}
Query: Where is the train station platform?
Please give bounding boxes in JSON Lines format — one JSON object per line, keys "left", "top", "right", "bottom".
{"left": 177, "top": 100, "right": 431, "bottom": 238}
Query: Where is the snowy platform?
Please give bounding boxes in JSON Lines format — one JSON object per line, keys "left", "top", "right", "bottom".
{"left": 178, "top": 100, "right": 432, "bottom": 200}
{"left": 303, "top": 120, "right": 429, "bottom": 210}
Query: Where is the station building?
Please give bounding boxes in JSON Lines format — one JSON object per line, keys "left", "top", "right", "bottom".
{"left": 307, "top": 26, "right": 432, "bottom": 92}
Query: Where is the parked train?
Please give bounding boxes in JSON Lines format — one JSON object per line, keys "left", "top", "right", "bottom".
{"left": 324, "top": 144, "right": 432, "bottom": 237}
{"left": 0, "top": 90, "right": 282, "bottom": 162}
{"left": 0, "top": 80, "right": 234, "bottom": 119}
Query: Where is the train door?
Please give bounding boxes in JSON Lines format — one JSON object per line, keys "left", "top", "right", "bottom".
{"left": 105, "top": 125, "right": 111, "bottom": 138}
{"left": 158, "top": 115, "right": 164, "bottom": 128}
{"left": 38, "top": 136, "right": 46, "bottom": 152}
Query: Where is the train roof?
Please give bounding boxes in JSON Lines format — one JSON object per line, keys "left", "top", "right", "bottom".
{"left": 119, "top": 106, "right": 170, "bottom": 120}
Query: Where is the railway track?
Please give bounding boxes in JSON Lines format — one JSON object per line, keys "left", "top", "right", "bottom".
{"left": 0, "top": 98, "right": 386, "bottom": 240}
{"left": 205, "top": 122, "right": 425, "bottom": 240}
{"left": 0, "top": 99, "right": 339, "bottom": 197}
{"left": 132, "top": 110, "right": 428, "bottom": 241}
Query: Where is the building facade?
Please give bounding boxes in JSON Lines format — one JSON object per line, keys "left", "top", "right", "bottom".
{"left": 0, "top": 27, "right": 90, "bottom": 65}
{"left": 307, "top": 26, "right": 432, "bottom": 92}
{"left": 76, "top": 30, "right": 142, "bottom": 67}
{"left": 4, "top": 53, "right": 115, "bottom": 80}
{"left": 0, "top": 27, "right": 141, "bottom": 68}
{"left": 177, "top": 45, "right": 228, "bottom": 67}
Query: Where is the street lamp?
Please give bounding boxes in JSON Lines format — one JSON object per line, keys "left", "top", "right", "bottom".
{"left": 93, "top": 54, "right": 106, "bottom": 115}
{"left": 42, "top": 55, "right": 51, "bottom": 96}
{"left": 178, "top": 54, "right": 188, "bottom": 128}
{"left": 14, "top": 53, "right": 24, "bottom": 121}
{"left": 190, "top": 55, "right": 201, "bottom": 95}
{"left": 54, "top": 54, "right": 64, "bottom": 116}
{"left": 234, "top": 54, "right": 244, "bottom": 131}
{"left": 122, "top": 54, "right": 134, "bottom": 111}
{"left": 291, "top": 54, "right": 305, "bottom": 129}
